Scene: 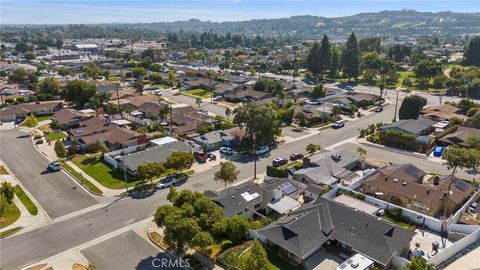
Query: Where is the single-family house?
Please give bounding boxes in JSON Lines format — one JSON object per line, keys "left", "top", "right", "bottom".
{"left": 224, "top": 89, "right": 273, "bottom": 102}
{"left": 347, "top": 93, "right": 379, "bottom": 107}
{"left": 438, "top": 126, "right": 480, "bottom": 147}
{"left": 254, "top": 198, "right": 415, "bottom": 269}
{"left": 0, "top": 101, "right": 63, "bottom": 122}
{"left": 360, "top": 163, "right": 476, "bottom": 217}
{"left": 192, "top": 127, "right": 245, "bottom": 151}
{"left": 293, "top": 149, "right": 361, "bottom": 186}
{"left": 52, "top": 108, "right": 87, "bottom": 129}
{"left": 380, "top": 117, "right": 436, "bottom": 137}
{"left": 421, "top": 104, "right": 466, "bottom": 121}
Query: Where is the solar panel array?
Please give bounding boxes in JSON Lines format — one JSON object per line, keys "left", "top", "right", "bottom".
{"left": 279, "top": 181, "right": 297, "bottom": 195}
{"left": 454, "top": 180, "right": 470, "bottom": 192}
{"left": 404, "top": 165, "right": 419, "bottom": 177}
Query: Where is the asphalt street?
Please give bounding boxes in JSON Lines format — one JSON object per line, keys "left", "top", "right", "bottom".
{"left": 81, "top": 230, "right": 187, "bottom": 270}
{"left": 0, "top": 129, "right": 97, "bottom": 219}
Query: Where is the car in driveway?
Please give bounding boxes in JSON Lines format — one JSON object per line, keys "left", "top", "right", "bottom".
{"left": 346, "top": 86, "right": 355, "bottom": 91}
{"left": 290, "top": 153, "right": 304, "bottom": 161}
{"left": 255, "top": 145, "right": 270, "bottom": 155}
{"left": 272, "top": 157, "right": 288, "bottom": 167}
{"left": 332, "top": 120, "right": 345, "bottom": 129}
{"left": 213, "top": 96, "right": 222, "bottom": 101}
{"left": 47, "top": 161, "right": 61, "bottom": 172}
{"left": 375, "top": 106, "right": 383, "bottom": 112}
{"left": 305, "top": 99, "right": 321, "bottom": 105}
{"left": 156, "top": 177, "right": 176, "bottom": 189}
{"left": 220, "top": 146, "right": 233, "bottom": 155}
{"left": 194, "top": 150, "right": 209, "bottom": 162}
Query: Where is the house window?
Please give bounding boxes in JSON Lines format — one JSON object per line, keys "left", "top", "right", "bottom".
{"left": 254, "top": 203, "right": 261, "bottom": 209}
{"left": 413, "top": 202, "right": 427, "bottom": 211}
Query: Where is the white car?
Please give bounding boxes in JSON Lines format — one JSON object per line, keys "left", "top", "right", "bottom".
{"left": 346, "top": 86, "right": 355, "bottom": 91}
{"left": 220, "top": 147, "right": 233, "bottom": 155}
{"left": 156, "top": 178, "right": 176, "bottom": 189}
{"left": 332, "top": 120, "right": 345, "bottom": 129}
{"left": 48, "top": 161, "right": 61, "bottom": 171}
{"left": 255, "top": 146, "right": 270, "bottom": 155}
{"left": 213, "top": 96, "right": 222, "bottom": 101}
{"left": 305, "top": 99, "right": 321, "bottom": 105}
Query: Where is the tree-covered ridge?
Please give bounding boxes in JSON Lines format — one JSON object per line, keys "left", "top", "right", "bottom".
{"left": 2, "top": 10, "right": 480, "bottom": 41}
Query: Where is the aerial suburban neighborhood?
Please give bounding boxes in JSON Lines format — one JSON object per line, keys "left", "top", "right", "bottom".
{"left": 1, "top": 2, "right": 480, "bottom": 270}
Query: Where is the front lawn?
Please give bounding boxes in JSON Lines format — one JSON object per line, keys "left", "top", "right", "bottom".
{"left": 36, "top": 115, "right": 53, "bottom": 122}
{"left": 45, "top": 131, "right": 68, "bottom": 142}
{"left": 182, "top": 89, "right": 213, "bottom": 98}
{"left": 71, "top": 154, "right": 143, "bottom": 189}
{"left": 0, "top": 202, "right": 20, "bottom": 229}
{"left": 60, "top": 161, "right": 103, "bottom": 195}
{"left": 278, "top": 160, "right": 302, "bottom": 170}
{"left": 14, "top": 185, "right": 38, "bottom": 215}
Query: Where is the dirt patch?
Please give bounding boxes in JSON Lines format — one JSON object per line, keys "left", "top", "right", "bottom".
{"left": 72, "top": 263, "right": 88, "bottom": 270}
{"left": 25, "top": 264, "right": 48, "bottom": 270}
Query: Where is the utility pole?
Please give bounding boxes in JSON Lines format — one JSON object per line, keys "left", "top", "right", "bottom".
{"left": 116, "top": 85, "right": 121, "bottom": 114}
{"left": 122, "top": 155, "right": 128, "bottom": 194}
{"left": 393, "top": 90, "right": 399, "bottom": 121}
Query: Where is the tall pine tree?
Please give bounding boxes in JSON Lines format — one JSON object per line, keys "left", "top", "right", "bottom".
{"left": 306, "top": 41, "right": 322, "bottom": 78}
{"left": 329, "top": 49, "right": 340, "bottom": 78}
{"left": 319, "top": 35, "right": 331, "bottom": 78}
{"left": 464, "top": 36, "right": 480, "bottom": 66}
{"left": 342, "top": 32, "right": 360, "bottom": 82}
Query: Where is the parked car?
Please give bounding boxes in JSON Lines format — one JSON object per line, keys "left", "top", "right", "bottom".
{"left": 346, "top": 86, "right": 355, "bottom": 91}
{"left": 306, "top": 99, "right": 321, "bottom": 105}
{"left": 272, "top": 157, "right": 288, "bottom": 167}
{"left": 220, "top": 146, "right": 233, "bottom": 155}
{"left": 332, "top": 120, "right": 345, "bottom": 129}
{"left": 213, "top": 96, "right": 222, "bottom": 101}
{"left": 374, "top": 106, "right": 383, "bottom": 112}
{"left": 255, "top": 145, "right": 270, "bottom": 155}
{"left": 290, "top": 153, "right": 304, "bottom": 161}
{"left": 194, "top": 150, "right": 208, "bottom": 162}
{"left": 48, "top": 161, "right": 61, "bottom": 171}
{"left": 156, "top": 177, "right": 176, "bottom": 189}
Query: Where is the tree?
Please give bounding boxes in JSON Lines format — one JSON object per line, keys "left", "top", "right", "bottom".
{"left": 132, "top": 66, "right": 147, "bottom": 78}
{"left": 191, "top": 231, "right": 214, "bottom": 252}
{"left": 443, "top": 146, "right": 469, "bottom": 179}
{"left": 464, "top": 36, "right": 480, "bottom": 66}
{"left": 167, "top": 69, "right": 177, "bottom": 86}
{"left": 23, "top": 114, "right": 38, "bottom": 128}
{"left": 165, "top": 152, "right": 195, "bottom": 173}
{"left": 38, "top": 77, "right": 60, "bottom": 96}
{"left": 195, "top": 97, "right": 202, "bottom": 109}
{"left": 306, "top": 41, "right": 322, "bottom": 77}
{"left": 342, "top": 32, "right": 360, "bottom": 81}
{"left": 225, "top": 215, "right": 250, "bottom": 244}
{"left": 398, "top": 95, "right": 427, "bottom": 120}
{"left": 414, "top": 59, "right": 442, "bottom": 79}
{"left": 0, "top": 182, "right": 15, "bottom": 204}
{"left": 306, "top": 143, "right": 321, "bottom": 155}
{"left": 214, "top": 161, "right": 240, "bottom": 190}
{"left": 225, "top": 107, "right": 232, "bottom": 119}
{"left": 137, "top": 162, "right": 166, "bottom": 186}
{"left": 310, "top": 83, "right": 326, "bottom": 99}
{"left": 233, "top": 103, "right": 281, "bottom": 148}
{"left": 359, "top": 37, "right": 382, "bottom": 53}
{"left": 54, "top": 140, "right": 68, "bottom": 158}
{"left": 82, "top": 63, "right": 100, "bottom": 79}
{"left": 403, "top": 257, "right": 435, "bottom": 270}
{"left": 319, "top": 35, "right": 331, "bottom": 78}
{"left": 329, "top": 49, "right": 340, "bottom": 78}
{"left": 24, "top": 51, "right": 37, "bottom": 61}
{"left": 242, "top": 240, "right": 269, "bottom": 270}
{"left": 64, "top": 80, "right": 96, "bottom": 108}
{"left": 57, "top": 67, "right": 71, "bottom": 77}
{"left": 356, "top": 147, "right": 367, "bottom": 158}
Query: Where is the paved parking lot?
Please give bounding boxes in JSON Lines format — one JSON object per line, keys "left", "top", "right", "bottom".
{"left": 81, "top": 230, "right": 189, "bottom": 270}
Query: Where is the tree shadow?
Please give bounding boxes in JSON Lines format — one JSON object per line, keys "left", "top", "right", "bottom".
{"left": 16, "top": 134, "right": 31, "bottom": 139}
{"left": 128, "top": 188, "right": 157, "bottom": 200}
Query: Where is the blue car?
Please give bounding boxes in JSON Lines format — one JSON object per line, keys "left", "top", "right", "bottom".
{"left": 433, "top": 146, "right": 444, "bottom": 157}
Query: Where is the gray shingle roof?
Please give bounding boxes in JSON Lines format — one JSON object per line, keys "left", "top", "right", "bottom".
{"left": 258, "top": 198, "right": 415, "bottom": 266}
{"left": 380, "top": 117, "right": 436, "bottom": 135}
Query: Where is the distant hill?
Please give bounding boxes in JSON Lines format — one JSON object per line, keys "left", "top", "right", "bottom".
{"left": 2, "top": 10, "right": 480, "bottom": 40}
{"left": 121, "top": 10, "right": 480, "bottom": 37}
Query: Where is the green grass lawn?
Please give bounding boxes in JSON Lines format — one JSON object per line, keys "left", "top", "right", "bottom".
{"left": 182, "top": 89, "right": 213, "bottom": 99}
{"left": 71, "top": 154, "right": 143, "bottom": 189}
{"left": 155, "top": 84, "right": 169, "bottom": 89}
{"left": 60, "top": 161, "right": 103, "bottom": 195}
{"left": 0, "top": 227, "right": 22, "bottom": 238}
{"left": 278, "top": 160, "right": 302, "bottom": 170}
{"left": 36, "top": 115, "right": 53, "bottom": 122}
{"left": 384, "top": 216, "right": 417, "bottom": 230}
{"left": 45, "top": 131, "right": 68, "bottom": 142}
{"left": 0, "top": 202, "right": 21, "bottom": 229}
{"left": 14, "top": 185, "right": 38, "bottom": 215}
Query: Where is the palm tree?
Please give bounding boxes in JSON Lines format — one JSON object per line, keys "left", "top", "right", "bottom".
{"left": 356, "top": 147, "right": 367, "bottom": 169}
{"left": 273, "top": 86, "right": 286, "bottom": 106}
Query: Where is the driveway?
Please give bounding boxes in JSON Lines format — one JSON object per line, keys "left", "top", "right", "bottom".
{"left": 81, "top": 230, "right": 188, "bottom": 270}
{"left": 0, "top": 129, "right": 97, "bottom": 219}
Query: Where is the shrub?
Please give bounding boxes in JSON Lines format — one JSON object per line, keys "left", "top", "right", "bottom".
{"left": 54, "top": 140, "right": 68, "bottom": 158}
{"left": 266, "top": 166, "right": 288, "bottom": 178}
{"left": 379, "top": 130, "right": 417, "bottom": 151}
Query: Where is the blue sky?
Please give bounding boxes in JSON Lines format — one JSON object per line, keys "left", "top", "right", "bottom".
{"left": 2, "top": 0, "right": 479, "bottom": 24}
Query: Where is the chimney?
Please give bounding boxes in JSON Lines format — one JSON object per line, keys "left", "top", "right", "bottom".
{"left": 303, "top": 157, "right": 310, "bottom": 168}
{"left": 427, "top": 188, "right": 430, "bottom": 195}
{"left": 402, "top": 182, "right": 407, "bottom": 186}
{"left": 384, "top": 176, "right": 388, "bottom": 181}
{"left": 433, "top": 176, "right": 440, "bottom": 185}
